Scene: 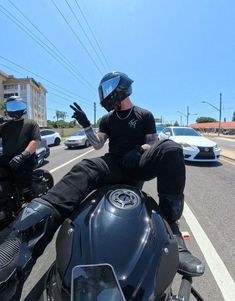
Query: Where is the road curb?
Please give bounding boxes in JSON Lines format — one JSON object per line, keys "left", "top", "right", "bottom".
{"left": 220, "top": 155, "right": 235, "bottom": 162}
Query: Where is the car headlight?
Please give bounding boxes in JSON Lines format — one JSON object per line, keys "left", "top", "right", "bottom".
{"left": 179, "top": 142, "right": 191, "bottom": 147}
{"left": 214, "top": 144, "right": 219, "bottom": 150}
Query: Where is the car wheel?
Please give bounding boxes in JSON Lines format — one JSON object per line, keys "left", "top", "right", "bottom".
{"left": 85, "top": 140, "right": 90, "bottom": 147}
{"left": 54, "top": 137, "right": 61, "bottom": 146}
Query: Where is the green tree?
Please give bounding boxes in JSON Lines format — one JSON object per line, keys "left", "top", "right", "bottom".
{"left": 55, "top": 111, "right": 67, "bottom": 121}
{"left": 232, "top": 111, "right": 235, "bottom": 121}
{"left": 196, "top": 116, "right": 217, "bottom": 123}
{"left": 173, "top": 120, "right": 179, "bottom": 126}
{"left": 47, "top": 120, "right": 76, "bottom": 128}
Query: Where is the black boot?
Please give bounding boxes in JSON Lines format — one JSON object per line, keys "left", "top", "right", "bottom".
{"left": 159, "top": 194, "right": 205, "bottom": 277}
{"left": 174, "top": 233, "right": 205, "bottom": 277}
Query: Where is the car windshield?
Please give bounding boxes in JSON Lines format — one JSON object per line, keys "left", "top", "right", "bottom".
{"left": 172, "top": 128, "right": 200, "bottom": 136}
{"left": 72, "top": 130, "right": 85, "bottom": 136}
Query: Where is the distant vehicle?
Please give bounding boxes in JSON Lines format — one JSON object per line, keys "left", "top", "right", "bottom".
{"left": 158, "top": 126, "right": 221, "bottom": 162}
{"left": 64, "top": 130, "right": 90, "bottom": 149}
{"left": 40, "top": 129, "right": 61, "bottom": 146}
{"left": 0, "top": 138, "right": 50, "bottom": 168}
{"left": 155, "top": 124, "right": 165, "bottom": 135}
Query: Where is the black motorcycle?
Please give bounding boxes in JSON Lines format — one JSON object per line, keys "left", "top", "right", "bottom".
{"left": 0, "top": 167, "right": 54, "bottom": 230}
{"left": 25, "top": 184, "right": 204, "bottom": 301}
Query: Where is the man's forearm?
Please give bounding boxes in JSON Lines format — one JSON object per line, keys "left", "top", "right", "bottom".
{"left": 84, "top": 127, "right": 106, "bottom": 150}
{"left": 25, "top": 140, "right": 39, "bottom": 154}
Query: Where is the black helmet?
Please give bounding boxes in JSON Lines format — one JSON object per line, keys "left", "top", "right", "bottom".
{"left": 5, "top": 96, "right": 27, "bottom": 119}
{"left": 98, "top": 71, "right": 133, "bottom": 111}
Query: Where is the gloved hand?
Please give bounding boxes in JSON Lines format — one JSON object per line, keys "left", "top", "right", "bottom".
{"left": 0, "top": 116, "right": 9, "bottom": 124}
{"left": 122, "top": 146, "right": 144, "bottom": 169}
{"left": 70, "top": 102, "right": 91, "bottom": 128}
{"left": 9, "top": 151, "right": 31, "bottom": 170}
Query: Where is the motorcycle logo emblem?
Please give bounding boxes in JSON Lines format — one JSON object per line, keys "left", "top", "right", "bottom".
{"left": 20, "top": 207, "right": 35, "bottom": 221}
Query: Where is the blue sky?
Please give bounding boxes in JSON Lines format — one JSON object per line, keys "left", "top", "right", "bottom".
{"left": 1, "top": 0, "right": 235, "bottom": 125}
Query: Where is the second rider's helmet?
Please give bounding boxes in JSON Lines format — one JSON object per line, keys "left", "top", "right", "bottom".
{"left": 5, "top": 96, "right": 27, "bottom": 120}
{"left": 98, "top": 71, "right": 134, "bottom": 112}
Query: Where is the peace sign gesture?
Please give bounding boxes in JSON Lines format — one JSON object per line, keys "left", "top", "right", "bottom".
{"left": 70, "top": 102, "right": 91, "bottom": 128}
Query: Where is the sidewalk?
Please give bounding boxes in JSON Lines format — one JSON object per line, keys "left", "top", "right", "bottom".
{"left": 220, "top": 147, "right": 235, "bottom": 161}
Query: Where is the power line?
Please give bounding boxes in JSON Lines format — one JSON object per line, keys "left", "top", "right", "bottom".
{"left": 0, "top": 3, "right": 96, "bottom": 92}
{"left": 48, "top": 91, "right": 93, "bottom": 109}
{"left": 74, "top": 0, "right": 110, "bottom": 69}
{"left": 64, "top": 0, "right": 107, "bottom": 71}
{"left": 0, "top": 57, "right": 95, "bottom": 106}
{"left": 8, "top": 0, "right": 96, "bottom": 92}
{"left": 50, "top": 0, "right": 103, "bottom": 75}
{"left": 0, "top": 62, "right": 94, "bottom": 113}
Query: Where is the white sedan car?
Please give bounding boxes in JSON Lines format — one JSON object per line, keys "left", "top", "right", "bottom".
{"left": 64, "top": 130, "right": 90, "bottom": 149}
{"left": 158, "top": 127, "right": 221, "bottom": 162}
{"left": 40, "top": 129, "right": 61, "bottom": 146}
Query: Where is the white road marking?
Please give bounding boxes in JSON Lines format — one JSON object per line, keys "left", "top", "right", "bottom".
{"left": 49, "top": 148, "right": 95, "bottom": 173}
{"left": 184, "top": 203, "right": 235, "bottom": 300}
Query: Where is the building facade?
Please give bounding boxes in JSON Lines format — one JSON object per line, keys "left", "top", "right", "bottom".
{"left": 0, "top": 70, "right": 47, "bottom": 127}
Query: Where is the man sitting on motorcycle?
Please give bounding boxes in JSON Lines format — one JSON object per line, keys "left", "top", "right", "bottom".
{"left": 0, "top": 72, "right": 204, "bottom": 300}
{"left": 0, "top": 96, "right": 41, "bottom": 211}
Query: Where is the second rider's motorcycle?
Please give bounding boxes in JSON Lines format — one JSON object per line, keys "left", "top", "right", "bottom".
{"left": 0, "top": 167, "right": 54, "bottom": 230}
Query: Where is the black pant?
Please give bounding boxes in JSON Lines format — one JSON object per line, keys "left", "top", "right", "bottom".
{"left": 0, "top": 155, "right": 35, "bottom": 198}
{"left": 43, "top": 140, "right": 186, "bottom": 219}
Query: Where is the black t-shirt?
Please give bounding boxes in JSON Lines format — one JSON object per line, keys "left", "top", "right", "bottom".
{"left": 0, "top": 118, "right": 41, "bottom": 156}
{"left": 99, "top": 106, "right": 156, "bottom": 157}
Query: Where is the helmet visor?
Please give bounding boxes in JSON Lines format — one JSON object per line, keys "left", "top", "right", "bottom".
{"left": 6, "top": 100, "right": 26, "bottom": 112}
{"left": 99, "top": 76, "right": 120, "bottom": 100}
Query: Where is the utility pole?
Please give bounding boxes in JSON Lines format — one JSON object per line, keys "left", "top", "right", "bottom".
{"left": 94, "top": 102, "right": 96, "bottom": 126}
{"left": 202, "top": 93, "right": 222, "bottom": 136}
{"left": 187, "top": 106, "right": 189, "bottom": 127}
{"left": 218, "top": 93, "right": 222, "bottom": 136}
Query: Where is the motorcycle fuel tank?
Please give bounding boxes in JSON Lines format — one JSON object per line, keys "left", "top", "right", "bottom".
{"left": 50, "top": 185, "right": 179, "bottom": 301}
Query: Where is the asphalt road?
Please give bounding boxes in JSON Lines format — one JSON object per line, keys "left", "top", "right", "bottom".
{"left": 17, "top": 140, "right": 235, "bottom": 300}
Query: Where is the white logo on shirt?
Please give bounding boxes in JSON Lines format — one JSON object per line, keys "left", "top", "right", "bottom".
{"left": 128, "top": 119, "right": 138, "bottom": 128}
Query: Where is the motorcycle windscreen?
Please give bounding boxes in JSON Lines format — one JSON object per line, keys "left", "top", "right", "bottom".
{"left": 71, "top": 264, "right": 126, "bottom": 301}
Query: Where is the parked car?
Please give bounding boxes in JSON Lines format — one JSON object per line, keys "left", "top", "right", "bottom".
{"left": 158, "top": 126, "right": 221, "bottom": 162}
{"left": 40, "top": 129, "right": 61, "bottom": 146}
{"left": 64, "top": 130, "right": 90, "bottom": 149}
{"left": 0, "top": 138, "right": 50, "bottom": 168}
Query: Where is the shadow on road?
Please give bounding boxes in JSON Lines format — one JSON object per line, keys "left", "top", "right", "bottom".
{"left": 185, "top": 161, "right": 223, "bottom": 168}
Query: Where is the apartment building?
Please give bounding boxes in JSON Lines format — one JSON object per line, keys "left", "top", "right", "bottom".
{"left": 0, "top": 70, "right": 47, "bottom": 127}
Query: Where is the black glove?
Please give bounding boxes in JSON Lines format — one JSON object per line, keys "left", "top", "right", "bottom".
{"left": 0, "top": 116, "right": 9, "bottom": 124}
{"left": 70, "top": 102, "right": 91, "bottom": 128}
{"left": 9, "top": 151, "right": 31, "bottom": 170}
{"left": 122, "top": 146, "right": 144, "bottom": 169}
